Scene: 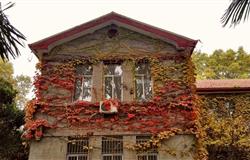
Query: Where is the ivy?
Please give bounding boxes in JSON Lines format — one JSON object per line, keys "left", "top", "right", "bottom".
{"left": 200, "top": 94, "right": 250, "bottom": 159}
{"left": 23, "top": 52, "right": 205, "bottom": 159}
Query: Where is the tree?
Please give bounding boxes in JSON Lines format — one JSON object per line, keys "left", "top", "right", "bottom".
{"left": 0, "top": 2, "right": 26, "bottom": 61}
{"left": 192, "top": 47, "right": 250, "bottom": 79}
{"left": 15, "top": 75, "right": 32, "bottom": 108}
{"left": 200, "top": 94, "right": 250, "bottom": 160}
{"left": 0, "top": 60, "right": 32, "bottom": 109}
{"left": 0, "top": 78, "right": 29, "bottom": 160}
{"left": 0, "top": 58, "right": 14, "bottom": 82}
{"left": 222, "top": 0, "right": 250, "bottom": 27}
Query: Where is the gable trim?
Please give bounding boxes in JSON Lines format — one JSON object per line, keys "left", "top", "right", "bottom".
{"left": 29, "top": 12, "right": 198, "bottom": 58}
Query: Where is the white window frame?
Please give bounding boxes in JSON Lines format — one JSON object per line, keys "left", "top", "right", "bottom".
{"left": 137, "top": 153, "right": 158, "bottom": 160}
{"left": 103, "top": 64, "right": 123, "bottom": 101}
{"left": 67, "top": 154, "right": 88, "bottom": 160}
{"left": 75, "top": 65, "right": 93, "bottom": 102}
{"left": 135, "top": 74, "right": 147, "bottom": 99}
{"left": 135, "top": 64, "right": 153, "bottom": 101}
{"left": 102, "top": 154, "right": 123, "bottom": 160}
{"left": 78, "top": 74, "right": 93, "bottom": 101}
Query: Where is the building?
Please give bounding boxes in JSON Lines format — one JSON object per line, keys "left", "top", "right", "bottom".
{"left": 25, "top": 12, "right": 201, "bottom": 160}
{"left": 196, "top": 79, "right": 250, "bottom": 160}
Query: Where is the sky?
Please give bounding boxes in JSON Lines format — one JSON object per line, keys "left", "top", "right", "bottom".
{"left": 4, "top": 0, "right": 250, "bottom": 78}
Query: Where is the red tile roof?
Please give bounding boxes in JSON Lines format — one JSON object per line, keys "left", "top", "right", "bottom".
{"left": 196, "top": 79, "right": 250, "bottom": 93}
{"left": 29, "top": 12, "right": 197, "bottom": 57}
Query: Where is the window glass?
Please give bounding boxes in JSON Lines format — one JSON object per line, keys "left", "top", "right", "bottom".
{"left": 135, "top": 62, "right": 152, "bottom": 101}
{"left": 76, "top": 65, "right": 92, "bottom": 75}
{"left": 102, "top": 136, "right": 123, "bottom": 160}
{"left": 67, "top": 138, "right": 89, "bottom": 160}
{"left": 74, "top": 64, "right": 93, "bottom": 101}
{"left": 104, "top": 64, "right": 122, "bottom": 100}
{"left": 225, "top": 100, "right": 235, "bottom": 116}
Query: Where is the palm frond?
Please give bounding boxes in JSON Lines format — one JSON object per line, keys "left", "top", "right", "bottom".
{"left": 221, "top": 0, "right": 250, "bottom": 27}
{"left": 0, "top": 2, "right": 26, "bottom": 61}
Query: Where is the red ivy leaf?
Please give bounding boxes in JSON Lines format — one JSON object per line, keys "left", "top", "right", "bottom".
{"left": 127, "top": 113, "right": 135, "bottom": 120}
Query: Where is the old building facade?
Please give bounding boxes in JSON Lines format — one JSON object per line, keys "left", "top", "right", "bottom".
{"left": 25, "top": 12, "right": 201, "bottom": 160}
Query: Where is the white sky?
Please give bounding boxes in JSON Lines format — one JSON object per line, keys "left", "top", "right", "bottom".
{"left": 4, "top": 0, "right": 250, "bottom": 78}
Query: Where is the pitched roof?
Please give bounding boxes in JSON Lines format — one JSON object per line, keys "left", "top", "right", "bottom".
{"left": 29, "top": 12, "right": 197, "bottom": 58}
{"left": 196, "top": 79, "right": 250, "bottom": 93}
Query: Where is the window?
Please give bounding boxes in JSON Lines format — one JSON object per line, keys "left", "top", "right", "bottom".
{"left": 74, "top": 65, "right": 93, "bottom": 101}
{"left": 225, "top": 100, "right": 235, "bottom": 116}
{"left": 67, "top": 138, "right": 89, "bottom": 160}
{"left": 135, "top": 62, "right": 152, "bottom": 101}
{"left": 102, "top": 136, "right": 123, "bottom": 160}
{"left": 136, "top": 136, "right": 158, "bottom": 160}
{"left": 104, "top": 63, "right": 123, "bottom": 100}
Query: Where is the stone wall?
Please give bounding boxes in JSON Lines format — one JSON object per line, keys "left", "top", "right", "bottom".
{"left": 29, "top": 135, "right": 195, "bottom": 160}
{"left": 46, "top": 26, "right": 179, "bottom": 60}
{"left": 29, "top": 137, "right": 67, "bottom": 160}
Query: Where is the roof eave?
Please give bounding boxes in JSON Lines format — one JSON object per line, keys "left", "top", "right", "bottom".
{"left": 197, "top": 87, "right": 250, "bottom": 94}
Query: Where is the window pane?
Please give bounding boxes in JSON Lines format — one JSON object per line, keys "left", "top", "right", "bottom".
{"left": 103, "top": 156, "right": 112, "bottom": 160}
{"left": 78, "top": 156, "right": 88, "bottom": 160}
{"left": 102, "top": 136, "right": 123, "bottom": 154}
{"left": 105, "top": 77, "right": 113, "bottom": 99}
{"left": 135, "top": 62, "right": 152, "bottom": 101}
{"left": 225, "top": 101, "right": 235, "bottom": 116}
{"left": 68, "top": 157, "right": 77, "bottom": 160}
{"left": 138, "top": 155, "right": 147, "bottom": 160}
{"left": 75, "top": 64, "right": 93, "bottom": 101}
{"left": 67, "top": 139, "right": 89, "bottom": 160}
{"left": 135, "top": 63, "right": 150, "bottom": 75}
{"left": 144, "top": 77, "right": 152, "bottom": 100}
{"left": 113, "top": 155, "right": 123, "bottom": 160}
{"left": 75, "top": 78, "right": 92, "bottom": 101}
{"left": 67, "top": 139, "right": 89, "bottom": 154}
{"left": 135, "top": 76, "right": 143, "bottom": 100}
{"left": 81, "top": 88, "right": 91, "bottom": 101}
{"left": 75, "top": 79, "right": 82, "bottom": 100}
{"left": 83, "top": 77, "right": 92, "bottom": 87}
{"left": 104, "top": 64, "right": 122, "bottom": 100}
{"left": 76, "top": 64, "right": 93, "bottom": 75}
{"left": 136, "top": 136, "right": 158, "bottom": 159}
{"left": 148, "top": 155, "right": 157, "bottom": 160}
{"left": 104, "top": 64, "right": 122, "bottom": 75}
{"left": 114, "top": 76, "right": 122, "bottom": 100}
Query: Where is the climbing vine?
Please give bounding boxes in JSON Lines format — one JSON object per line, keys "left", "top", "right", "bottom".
{"left": 200, "top": 94, "right": 250, "bottom": 159}
{"left": 23, "top": 27, "right": 206, "bottom": 159}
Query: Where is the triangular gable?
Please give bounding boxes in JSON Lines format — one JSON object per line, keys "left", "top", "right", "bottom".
{"left": 29, "top": 12, "right": 198, "bottom": 58}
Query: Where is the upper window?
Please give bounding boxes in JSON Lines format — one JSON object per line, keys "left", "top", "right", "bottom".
{"left": 67, "top": 137, "right": 89, "bottom": 160}
{"left": 136, "top": 136, "right": 158, "bottom": 160}
{"left": 135, "top": 62, "right": 152, "bottom": 101}
{"left": 104, "top": 63, "right": 123, "bottom": 100}
{"left": 102, "top": 136, "right": 123, "bottom": 160}
{"left": 225, "top": 100, "right": 235, "bottom": 116}
{"left": 74, "top": 64, "right": 93, "bottom": 101}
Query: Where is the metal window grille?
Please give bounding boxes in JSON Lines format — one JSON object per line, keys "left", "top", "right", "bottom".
{"left": 102, "top": 136, "right": 123, "bottom": 160}
{"left": 136, "top": 136, "right": 158, "bottom": 160}
{"left": 104, "top": 64, "right": 123, "bottom": 100}
{"left": 135, "top": 62, "right": 152, "bottom": 101}
{"left": 67, "top": 138, "right": 89, "bottom": 160}
{"left": 74, "top": 65, "right": 93, "bottom": 101}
